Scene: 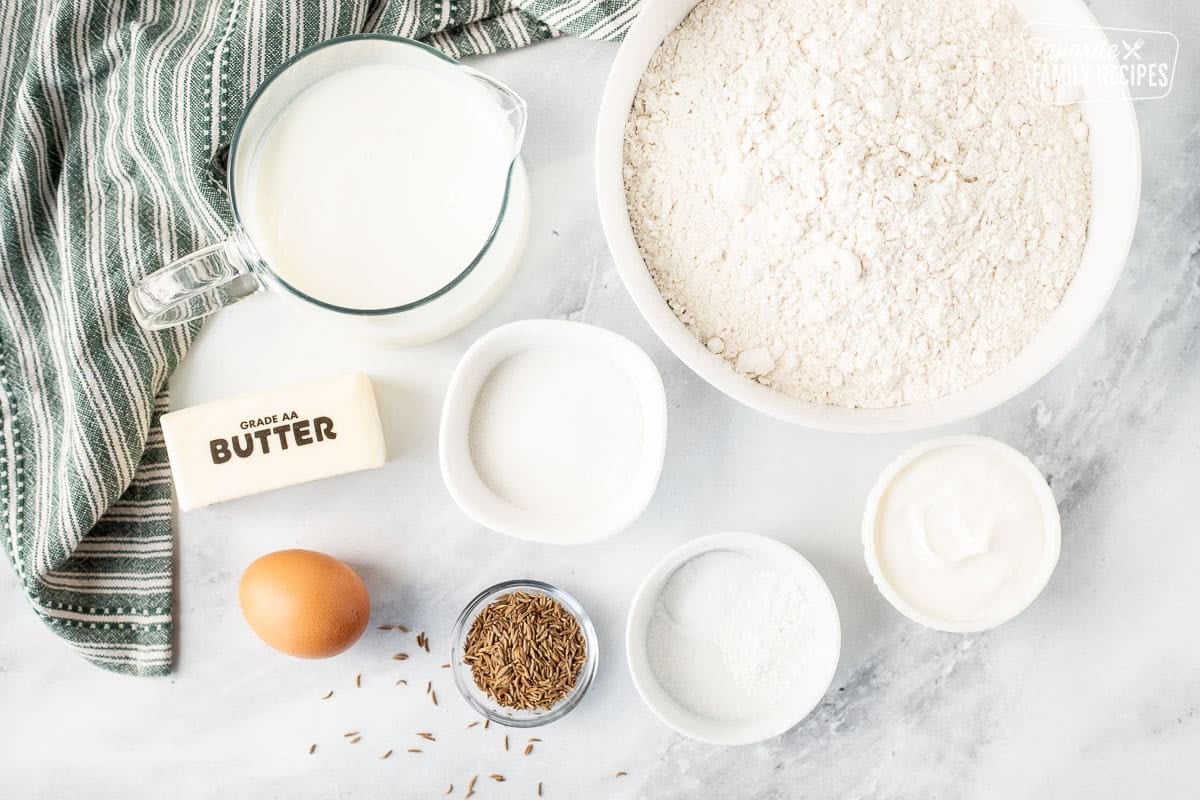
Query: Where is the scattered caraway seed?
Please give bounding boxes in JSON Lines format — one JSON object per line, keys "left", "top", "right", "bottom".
{"left": 504, "top": 735, "right": 509, "bottom": 751}
{"left": 615, "top": 771, "right": 627, "bottom": 778}
{"left": 349, "top": 737, "right": 361, "bottom": 744}
{"left": 524, "top": 744, "right": 533, "bottom": 756}
{"left": 396, "top": 625, "right": 409, "bottom": 633}
{"left": 396, "top": 679, "right": 408, "bottom": 686}
{"left": 321, "top": 691, "right": 333, "bottom": 700}
{"left": 466, "top": 722, "right": 479, "bottom": 729}
{"left": 393, "top": 653, "right": 409, "bottom": 661}
{"left": 445, "top": 786, "right": 453, "bottom": 795}
{"left": 408, "top": 748, "right": 422, "bottom": 753}
{"left": 431, "top": 690, "right": 438, "bottom": 706}
{"left": 537, "top": 782, "right": 543, "bottom": 796}
{"left": 417, "top": 732, "right": 436, "bottom": 741}
{"left": 308, "top": 744, "right": 316, "bottom": 755}
{"left": 425, "top": 681, "right": 432, "bottom": 694}
{"left": 441, "top": 663, "right": 451, "bottom": 669}
{"left": 343, "top": 732, "right": 359, "bottom": 738}
{"left": 356, "top": 674, "right": 362, "bottom": 688}
{"left": 484, "top": 720, "right": 490, "bottom": 729}
{"left": 381, "top": 750, "right": 393, "bottom": 759}
{"left": 467, "top": 775, "right": 478, "bottom": 796}
{"left": 378, "top": 625, "right": 393, "bottom": 630}
{"left": 490, "top": 774, "right": 506, "bottom": 782}
{"left": 528, "top": 738, "right": 542, "bottom": 743}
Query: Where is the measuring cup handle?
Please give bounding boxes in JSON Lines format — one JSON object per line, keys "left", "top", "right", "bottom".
{"left": 129, "top": 232, "right": 264, "bottom": 330}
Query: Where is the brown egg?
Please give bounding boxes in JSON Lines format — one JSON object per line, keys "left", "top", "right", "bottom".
{"left": 238, "top": 549, "right": 370, "bottom": 658}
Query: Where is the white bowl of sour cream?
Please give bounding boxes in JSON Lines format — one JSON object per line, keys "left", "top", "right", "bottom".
{"left": 862, "top": 435, "right": 1062, "bottom": 632}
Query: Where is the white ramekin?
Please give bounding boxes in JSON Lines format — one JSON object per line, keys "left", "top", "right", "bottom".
{"left": 861, "top": 435, "right": 1062, "bottom": 633}
{"left": 439, "top": 319, "right": 668, "bottom": 544}
{"left": 625, "top": 532, "right": 841, "bottom": 745}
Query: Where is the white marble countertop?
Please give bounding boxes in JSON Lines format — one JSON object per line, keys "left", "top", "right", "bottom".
{"left": 3, "top": 3, "right": 1199, "bottom": 796}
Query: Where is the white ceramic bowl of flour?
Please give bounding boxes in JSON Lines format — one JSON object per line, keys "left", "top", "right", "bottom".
{"left": 595, "top": 0, "right": 1140, "bottom": 431}
{"left": 440, "top": 319, "right": 668, "bottom": 544}
{"left": 626, "top": 532, "right": 841, "bottom": 745}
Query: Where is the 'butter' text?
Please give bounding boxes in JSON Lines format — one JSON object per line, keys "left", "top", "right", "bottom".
{"left": 210, "top": 416, "right": 336, "bottom": 464}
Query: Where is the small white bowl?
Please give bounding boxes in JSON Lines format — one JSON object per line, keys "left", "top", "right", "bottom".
{"left": 439, "top": 319, "right": 667, "bottom": 544}
{"left": 861, "top": 435, "right": 1062, "bottom": 633}
{"left": 626, "top": 532, "right": 841, "bottom": 745}
{"left": 595, "top": 0, "right": 1140, "bottom": 432}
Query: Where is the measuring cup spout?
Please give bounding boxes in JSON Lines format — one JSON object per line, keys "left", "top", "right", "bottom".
{"left": 459, "top": 65, "right": 528, "bottom": 162}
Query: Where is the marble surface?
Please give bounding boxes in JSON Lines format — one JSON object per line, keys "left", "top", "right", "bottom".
{"left": 2, "top": 3, "right": 1199, "bottom": 796}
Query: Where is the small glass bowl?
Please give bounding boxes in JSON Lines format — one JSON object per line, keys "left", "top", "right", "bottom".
{"left": 450, "top": 579, "right": 599, "bottom": 727}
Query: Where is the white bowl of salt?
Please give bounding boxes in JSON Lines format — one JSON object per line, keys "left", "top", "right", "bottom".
{"left": 439, "top": 319, "right": 668, "bottom": 544}
{"left": 626, "top": 532, "right": 841, "bottom": 745}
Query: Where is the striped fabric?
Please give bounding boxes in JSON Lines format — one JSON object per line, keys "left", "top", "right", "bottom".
{"left": 0, "top": 0, "right": 639, "bottom": 676}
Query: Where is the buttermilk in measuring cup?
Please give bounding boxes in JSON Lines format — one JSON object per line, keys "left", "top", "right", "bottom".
{"left": 244, "top": 61, "right": 512, "bottom": 309}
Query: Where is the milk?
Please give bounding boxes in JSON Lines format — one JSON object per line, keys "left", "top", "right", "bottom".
{"left": 243, "top": 63, "right": 513, "bottom": 310}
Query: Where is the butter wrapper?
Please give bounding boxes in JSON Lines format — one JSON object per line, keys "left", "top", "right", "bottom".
{"left": 161, "top": 372, "right": 386, "bottom": 510}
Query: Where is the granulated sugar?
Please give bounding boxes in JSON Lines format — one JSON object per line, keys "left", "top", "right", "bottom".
{"left": 469, "top": 347, "right": 644, "bottom": 516}
{"left": 624, "top": 0, "right": 1091, "bottom": 408}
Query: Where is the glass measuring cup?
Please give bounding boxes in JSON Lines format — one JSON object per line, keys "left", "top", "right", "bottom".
{"left": 129, "top": 34, "right": 529, "bottom": 344}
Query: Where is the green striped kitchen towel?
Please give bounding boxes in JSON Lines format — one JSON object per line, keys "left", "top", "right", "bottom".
{"left": 0, "top": 0, "right": 640, "bottom": 677}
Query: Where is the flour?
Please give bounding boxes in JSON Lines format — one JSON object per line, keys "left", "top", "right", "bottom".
{"left": 623, "top": 0, "right": 1092, "bottom": 408}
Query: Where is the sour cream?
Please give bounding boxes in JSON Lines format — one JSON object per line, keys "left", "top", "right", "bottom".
{"left": 863, "top": 436, "right": 1061, "bottom": 632}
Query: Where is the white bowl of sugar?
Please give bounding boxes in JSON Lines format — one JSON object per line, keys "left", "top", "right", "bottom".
{"left": 439, "top": 319, "right": 668, "bottom": 544}
{"left": 595, "top": 0, "right": 1141, "bottom": 431}
{"left": 626, "top": 532, "right": 842, "bottom": 745}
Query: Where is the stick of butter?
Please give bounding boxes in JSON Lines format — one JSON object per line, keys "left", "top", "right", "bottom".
{"left": 161, "top": 372, "right": 386, "bottom": 510}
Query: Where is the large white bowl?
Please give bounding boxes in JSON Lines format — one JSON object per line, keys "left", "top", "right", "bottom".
{"left": 595, "top": 0, "right": 1141, "bottom": 432}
